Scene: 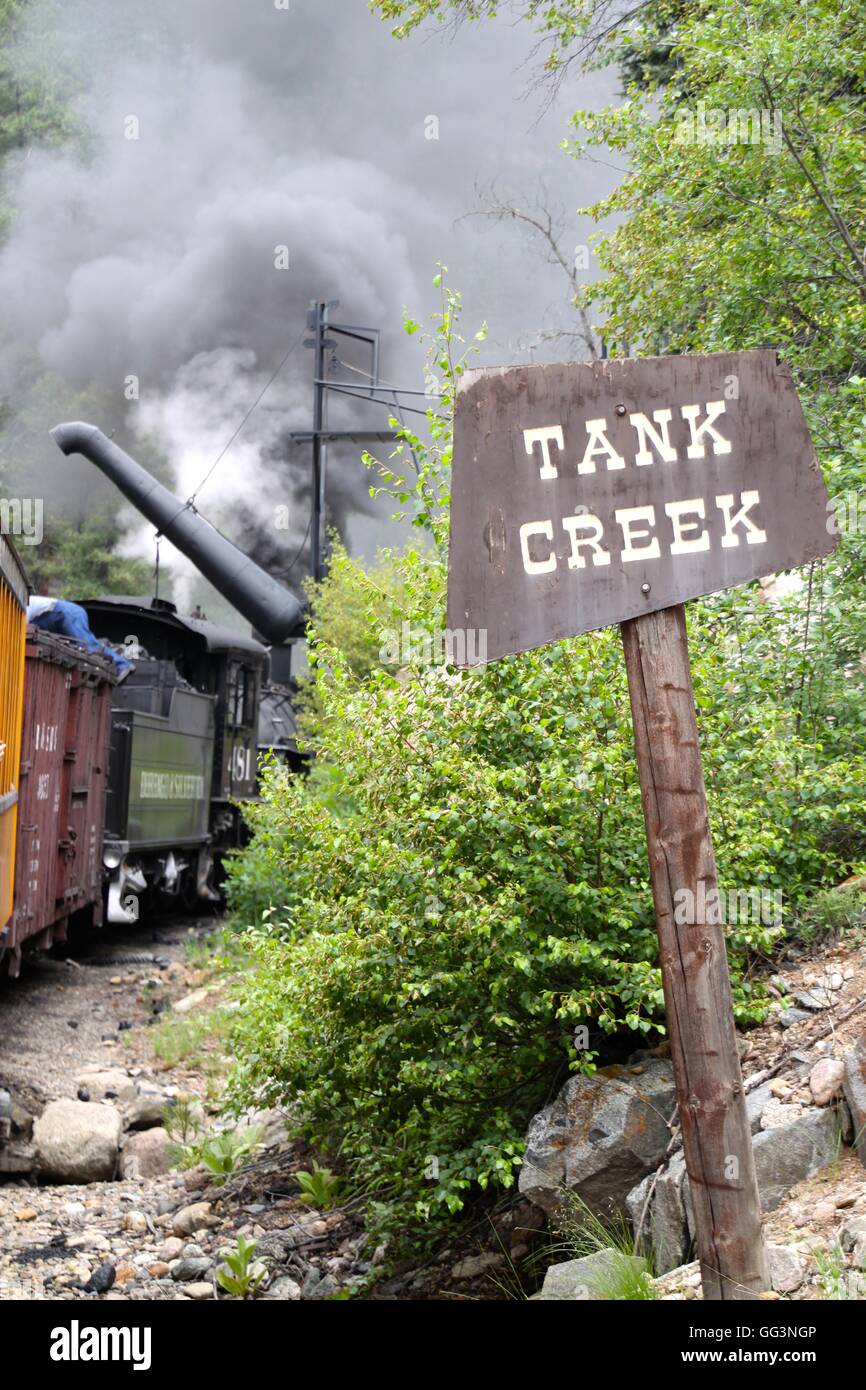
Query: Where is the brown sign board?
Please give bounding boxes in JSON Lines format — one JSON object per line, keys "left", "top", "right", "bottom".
{"left": 447, "top": 350, "right": 837, "bottom": 662}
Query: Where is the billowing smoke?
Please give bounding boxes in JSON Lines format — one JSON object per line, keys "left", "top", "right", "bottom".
{"left": 0, "top": 0, "right": 615, "bottom": 620}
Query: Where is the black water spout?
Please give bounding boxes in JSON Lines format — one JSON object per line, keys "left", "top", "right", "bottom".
{"left": 51, "top": 422, "right": 305, "bottom": 643}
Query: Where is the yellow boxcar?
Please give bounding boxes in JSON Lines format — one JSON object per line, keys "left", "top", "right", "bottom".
{"left": 0, "top": 534, "right": 27, "bottom": 934}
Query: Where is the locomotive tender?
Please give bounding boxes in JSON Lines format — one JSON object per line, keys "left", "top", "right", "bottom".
{"left": 0, "top": 424, "right": 307, "bottom": 974}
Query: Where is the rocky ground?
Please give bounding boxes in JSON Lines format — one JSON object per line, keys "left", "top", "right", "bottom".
{"left": 527, "top": 924, "right": 866, "bottom": 1301}
{"left": 0, "top": 920, "right": 542, "bottom": 1301}
{"left": 0, "top": 921, "right": 365, "bottom": 1301}
{"left": 1, "top": 914, "right": 865, "bottom": 1302}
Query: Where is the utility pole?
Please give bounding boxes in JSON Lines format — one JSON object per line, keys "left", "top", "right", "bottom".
{"left": 307, "top": 300, "right": 333, "bottom": 586}
{"left": 295, "top": 299, "right": 431, "bottom": 585}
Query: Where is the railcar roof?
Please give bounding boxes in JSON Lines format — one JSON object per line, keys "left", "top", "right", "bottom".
{"left": 82, "top": 595, "right": 269, "bottom": 659}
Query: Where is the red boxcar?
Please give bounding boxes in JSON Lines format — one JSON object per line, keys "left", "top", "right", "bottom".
{"left": 5, "top": 629, "right": 115, "bottom": 977}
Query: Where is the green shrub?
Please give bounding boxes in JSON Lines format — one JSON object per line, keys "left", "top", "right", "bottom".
{"left": 295, "top": 1162, "right": 342, "bottom": 1211}
{"left": 200, "top": 1126, "right": 265, "bottom": 1183}
{"left": 216, "top": 1237, "right": 266, "bottom": 1299}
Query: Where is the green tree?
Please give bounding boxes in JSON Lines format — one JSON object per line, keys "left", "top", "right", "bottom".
{"left": 24, "top": 510, "right": 151, "bottom": 598}
{"left": 0, "top": 0, "right": 76, "bottom": 236}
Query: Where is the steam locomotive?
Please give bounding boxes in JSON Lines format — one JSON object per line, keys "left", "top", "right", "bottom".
{"left": 0, "top": 424, "right": 307, "bottom": 975}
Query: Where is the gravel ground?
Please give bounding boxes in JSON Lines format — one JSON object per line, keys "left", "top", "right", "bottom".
{"left": 0, "top": 918, "right": 207, "bottom": 1112}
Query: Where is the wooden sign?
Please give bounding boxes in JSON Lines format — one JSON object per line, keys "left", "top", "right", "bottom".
{"left": 447, "top": 349, "right": 838, "bottom": 1302}
{"left": 448, "top": 351, "right": 836, "bottom": 659}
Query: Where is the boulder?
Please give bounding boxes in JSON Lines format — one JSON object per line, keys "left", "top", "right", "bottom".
{"left": 33, "top": 1099, "right": 121, "bottom": 1182}
{"left": 842, "top": 1036, "right": 866, "bottom": 1167}
{"left": 809, "top": 1057, "right": 845, "bottom": 1107}
{"left": 119, "top": 1127, "right": 173, "bottom": 1180}
{"left": 124, "top": 1087, "right": 169, "bottom": 1131}
{"left": 75, "top": 1068, "right": 137, "bottom": 1105}
{"left": 536, "top": 1248, "right": 649, "bottom": 1301}
{"left": 629, "top": 1106, "right": 843, "bottom": 1262}
{"left": 626, "top": 1152, "right": 692, "bottom": 1274}
{"left": 752, "top": 1107, "right": 841, "bottom": 1211}
{"left": 519, "top": 1060, "right": 676, "bottom": 1216}
{"left": 760, "top": 1098, "right": 803, "bottom": 1130}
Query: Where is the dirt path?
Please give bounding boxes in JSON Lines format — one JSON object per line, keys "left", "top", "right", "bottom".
{"left": 0, "top": 917, "right": 202, "bottom": 1114}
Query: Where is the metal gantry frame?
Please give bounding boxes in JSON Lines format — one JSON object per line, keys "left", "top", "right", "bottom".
{"left": 291, "top": 299, "right": 431, "bottom": 583}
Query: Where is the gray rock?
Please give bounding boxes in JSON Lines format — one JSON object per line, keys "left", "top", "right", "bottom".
{"left": 84, "top": 1262, "right": 116, "bottom": 1294}
{"left": 302, "top": 1271, "right": 341, "bottom": 1301}
{"left": 795, "top": 989, "right": 833, "bottom": 1012}
{"left": 780, "top": 1008, "right": 812, "bottom": 1028}
{"left": 752, "top": 1107, "right": 841, "bottom": 1211}
{"left": 451, "top": 1252, "right": 504, "bottom": 1279}
{"left": 842, "top": 1037, "right": 866, "bottom": 1167}
{"left": 33, "top": 1099, "right": 122, "bottom": 1182}
{"left": 519, "top": 1060, "right": 676, "bottom": 1216}
{"left": 263, "top": 1276, "right": 302, "bottom": 1300}
{"left": 537, "top": 1249, "right": 649, "bottom": 1301}
{"left": 171, "top": 1257, "right": 212, "bottom": 1282}
{"left": 629, "top": 1107, "right": 843, "bottom": 1264}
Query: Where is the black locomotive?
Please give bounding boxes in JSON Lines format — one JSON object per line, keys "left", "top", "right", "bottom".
{"left": 48, "top": 422, "right": 309, "bottom": 925}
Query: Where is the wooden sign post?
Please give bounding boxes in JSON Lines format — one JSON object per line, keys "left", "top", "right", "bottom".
{"left": 447, "top": 351, "right": 838, "bottom": 1300}
{"left": 622, "top": 604, "right": 767, "bottom": 1298}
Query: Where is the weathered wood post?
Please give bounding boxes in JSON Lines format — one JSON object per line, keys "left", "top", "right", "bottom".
{"left": 622, "top": 604, "right": 768, "bottom": 1299}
